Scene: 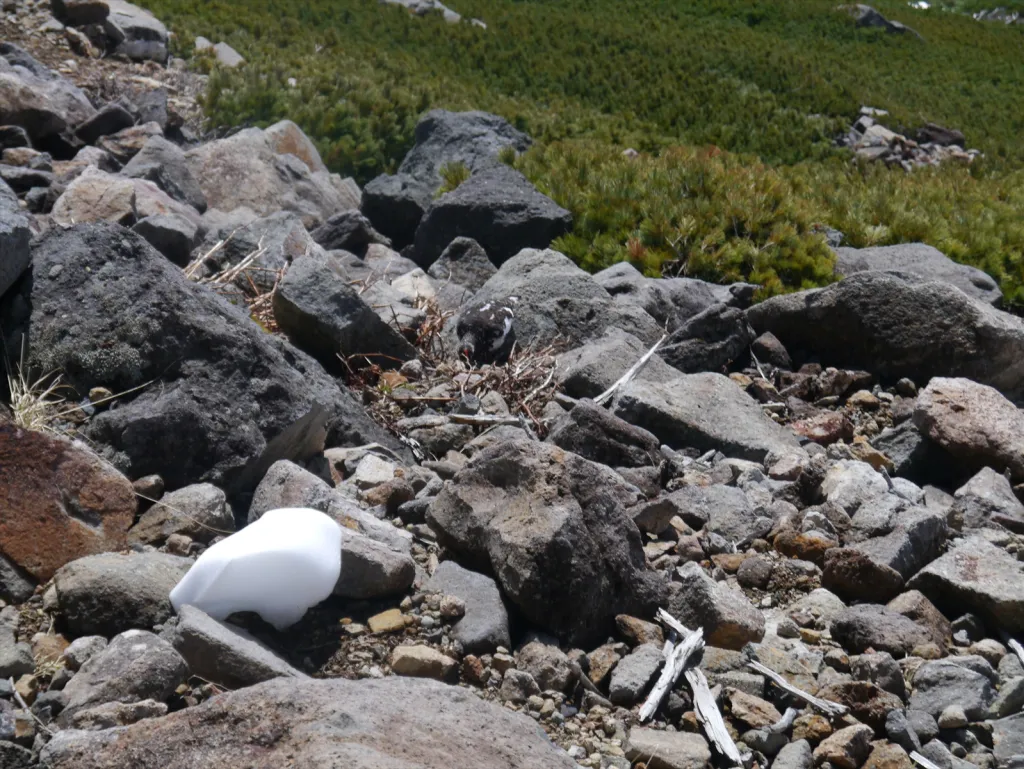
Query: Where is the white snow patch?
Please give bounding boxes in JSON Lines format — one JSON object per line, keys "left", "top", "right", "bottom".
{"left": 169, "top": 507, "right": 342, "bottom": 630}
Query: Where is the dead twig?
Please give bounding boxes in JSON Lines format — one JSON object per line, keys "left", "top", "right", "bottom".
{"left": 9, "top": 677, "right": 54, "bottom": 736}
{"left": 594, "top": 334, "right": 667, "bottom": 406}
{"left": 748, "top": 660, "right": 849, "bottom": 717}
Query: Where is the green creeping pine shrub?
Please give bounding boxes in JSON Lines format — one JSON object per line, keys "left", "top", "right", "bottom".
{"left": 143, "top": 0, "right": 1024, "bottom": 303}
{"left": 436, "top": 161, "right": 472, "bottom": 197}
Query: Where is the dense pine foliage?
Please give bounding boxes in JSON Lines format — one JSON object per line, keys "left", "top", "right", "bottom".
{"left": 147, "top": 0, "right": 1024, "bottom": 305}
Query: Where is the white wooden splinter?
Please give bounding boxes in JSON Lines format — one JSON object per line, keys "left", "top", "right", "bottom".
{"left": 169, "top": 507, "right": 342, "bottom": 630}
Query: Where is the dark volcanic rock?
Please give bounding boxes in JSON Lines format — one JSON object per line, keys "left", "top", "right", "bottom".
{"left": 426, "top": 440, "right": 665, "bottom": 646}
{"left": 413, "top": 164, "right": 572, "bottom": 269}
{"left": 360, "top": 172, "right": 432, "bottom": 250}
{"left": 831, "top": 604, "right": 933, "bottom": 656}
{"left": 0, "top": 223, "right": 398, "bottom": 493}
{"left": 310, "top": 210, "right": 391, "bottom": 256}
{"left": 746, "top": 272, "right": 1024, "bottom": 400}
{"left": 546, "top": 399, "right": 661, "bottom": 469}
{"left": 121, "top": 135, "right": 207, "bottom": 213}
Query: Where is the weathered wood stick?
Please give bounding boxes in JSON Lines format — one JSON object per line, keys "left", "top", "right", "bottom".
{"left": 594, "top": 334, "right": 667, "bottom": 406}
{"left": 748, "top": 660, "right": 849, "bottom": 717}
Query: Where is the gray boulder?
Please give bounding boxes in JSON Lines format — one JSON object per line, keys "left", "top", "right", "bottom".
{"left": 426, "top": 440, "right": 665, "bottom": 646}
{"left": 0, "top": 223, "right": 398, "bottom": 493}
{"left": 992, "top": 713, "right": 1024, "bottom": 765}
{"left": 909, "top": 659, "right": 996, "bottom": 721}
{"left": 909, "top": 536, "right": 1024, "bottom": 633}
{"left": 546, "top": 399, "right": 661, "bottom": 469}
{"left": 104, "top": 0, "right": 169, "bottom": 63}
{"left": 185, "top": 127, "right": 352, "bottom": 229}
{"left": 54, "top": 552, "right": 191, "bottom": 637}
{"left": 746, "top": 272, "right": 1024, "bottom": 400}
{"left": 0, "top": 620, "right": 33, "bottom": 679}
{"left": 556, "top": 327, "right": 679, "bottom": 399}
{"left": 0, "top": 178, "right": 29, "bottom": 298}
{"left": 611, "top": 373, "right": 804, "bottom": 462}
{"left": 59, "top": 630, "right": 187, "bottom": 725}
{"left": 830, "top": 604, "right": 933, "bottom": 656}
{"left": 951, "top": 466, "right": 1024, "bottom": 532}
{"left": 517, "top": 641, "right": 576, "bottom": 693}
{"left": 413, "top": 164, "right": 572, "bottom": 269}
{"left": 772, "top": 739, "right": 813, "bottom": 769}
{"left": 273, "top": 254, "right": 417, "bottom": 371}
{"left": 129, "top": 483, "right": 234, "bottom": 546}
{"left": 334, "top": 532, "right": 416, "bottom": 599}
{"left": 41, "top": 677, "right": 578, "bottom": 769}
{"left": 463, "top": 248, "right": 661, "bottom": 352}
{"left": 121, "top": 135, "right": 208, "bottom": 213}
{"left": 609, "top": 644, "right": 664, "bottom": 706}
{"left": 660, "top": 304, "right": 754, "bottom": 374}
{"left": 0, "top": 43, "right": 96, "bottom": 143}
{"left": 669, "top": 562, "right": 766, "bottom": 650}
{"left": 427, "top": 237, "right": 496, "bottom": 292}
{"left": 424, "top": 561, "right": 510, "bottom": 654}
{"left": 398, "top": 109, "right": 531, "bottom": 189}
{"left": 594, "top": 261, "right": 724, "bottom": 331}
{"left": 194, "top": 211, "right": 325, "bottom": 292}
{"left": 168, "top": 605, "right": 306, "bottom": 689}
{"left": 914, "top": 377, "right": 1024, "bottom": 482}
{"left": 835, "top": 243, "right": 1001, "bottom": 306}
{"left": 132, "top": 213, "right": 198, "bottom": 266}
{"left": 310, "top": 210, "right": 391, "bottom": 256}
{"left": 360, "top": 172, "right": 432, "bottom": 250}
{"left": 74, "top": 103, "right": 135, "bottom": 146}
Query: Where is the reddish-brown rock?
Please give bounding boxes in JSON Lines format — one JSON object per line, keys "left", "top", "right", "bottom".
{"left": 0, "top": 424, "right": 135, "bottom": 581}
{"left": 790, "top": 411, "right": 854, "bottom": 446}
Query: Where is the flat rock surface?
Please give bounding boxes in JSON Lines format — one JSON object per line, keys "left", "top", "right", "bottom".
{"left": 41, "top": 677, "right": 578, "bottom": 769}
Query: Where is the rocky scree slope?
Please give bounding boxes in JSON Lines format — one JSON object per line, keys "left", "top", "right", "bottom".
{"left": 1, "top": 4, "right": 1024, "bottom": 769}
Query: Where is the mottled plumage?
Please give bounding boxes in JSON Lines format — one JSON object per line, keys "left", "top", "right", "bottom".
{"left": 456, "top": 297, "right": 518, "bottom": 364}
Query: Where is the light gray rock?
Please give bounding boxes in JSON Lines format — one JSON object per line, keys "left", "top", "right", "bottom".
{"left": 0, "top": 620, "right": 32, "bottom": 678}
{"left": 59, "top": 630, "right": 187, "bottom": 725}
{"left": 499, "top": 669, "right": 541, "bottom": 704}
{"left": 121, "top": 135, "right": 207, "bottom": 213}
{"left": 851, "top": 652, "right": 906, "bottom": 699}
{"left": 424, "top": 561, "right": 510, "bottom": 654}
{"left": 625, "top": 728, "right": 712, "bottom": 769}
{"left": 992, "top": 712, "right": 1024, "bottom": 764}
{"left": 886, "top": 710, "right": 922, "bottom": 754}
{"left": 772, "top": 738, "right": 812, "bottom": 769}
{"left": 105, "top": 0, "right": 169, "bottom": 62}
{"left": 334, "top": 532, "right": 415, "bottom": 599}
{"left": 830, "top": 604, "right": 932, "bottom": 656}
{"left": 458, "top": 248, "right": 661, "bottom": 351}
{"left": 669, "top": 562, "right": 765, "bottom": 650}
{"left": 556, "top": 327, "right": 679, "bottom": 399}
{"left": 909, "top": 536, "right": 1024, "bottom": 633}
{"left": 609, "top": 643, "right": 664, "bottom": 706}
{"left": 835, "top": 243, "right": 1002, "bottom": 306}
{"left": 746, "top": 272, "right": 1024, "bottom": 401}
{"left": 43, "top": 676, "right": 578, "bottom": 769}
{"left": 61, "top": 636, "right": 107, "bottom": 672}
{"left": 990, "top": 676, "right": 1024, "bottom": 719}
{"left": 71, "top": 699, "right": 168, "bottom": 730}
{"left": 168, "top": 605, "right": 306, "bottom": 689}
{"left": 951, "top": 466, "right": 1024, "bottom": 532}
{"left": 185, "top": 127, "right": 353, "bottom": 229}
{"left": 594, "top": 261, "right": 723, "bottom": 331}
{"left": 612, "top": 373, "right": 805, "bottom": 463}
{"left": 0, "top": 44, "right": 95, "bottom": 141}
{"left": 54, "top": 552, "right": 191, "bottom": 637}
{"left": 909, "top": 659, "right": 996, "bottom": 720}
{"left": 130, "top": 482, "right": 234, "bottom": 546}
{"left": 212, "top": 42, "right": 244, "bottom": 67}
{"left": 517, "top": 641, "right": 575, "bottom": 693}
{"left": 915, "top": 377, "right": 1024, "bottom": 483}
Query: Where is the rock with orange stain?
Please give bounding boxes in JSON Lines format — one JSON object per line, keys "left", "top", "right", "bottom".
{"left": 0, "top": 423, "right": 135, "bottom": 584}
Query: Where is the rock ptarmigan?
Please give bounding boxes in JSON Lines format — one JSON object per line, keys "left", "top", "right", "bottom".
{"left": 456, "top": 297, "right": 518, "bottom": 364}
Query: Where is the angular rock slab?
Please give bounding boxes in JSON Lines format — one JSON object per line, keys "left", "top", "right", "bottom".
{"left": 0, "top": 44, "right": 96, "bottom": 142}
{"left": 0, "top": 424, "right": 134, "bottom": 583}
{"left": 835, "top": 243, "right": 1002, "bottom": 306}
{"left": 54, "top": 552, "right": 191, "bottom": 637}
{"left": 41, "top": 677, "right": 578, "bottom": 769}
{"left": 746, "top": 272, "right": 1024, "bottom": 400}
{"left": 424, "top": 561, "right": 511, "bottom": 654}
{"left": 168, "top": 605, "right": 307, "bottom": 689}
{"left": 0, "top": 223, "right": 396, "bottom": 491}
{"left": 914, "top": 377, "right": 1024, "bottom": 482}
{"left": 612, "top": 373, "right": 804, "bottom": 462}
{"left": 909, "top": 536, "right": 1024, "bottom": 633}
{"left": 427, "top": 440, "right": 665, "bottom": 646}
{"left": 0, "top": 178, "right": 30, "bottom": 298}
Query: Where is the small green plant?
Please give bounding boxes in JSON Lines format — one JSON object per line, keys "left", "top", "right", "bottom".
{"left": 497, "top": 145, "right": 518, "bottom": 165}
{"left": 436, "top": 161, "right": 471, "bottom": 196}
